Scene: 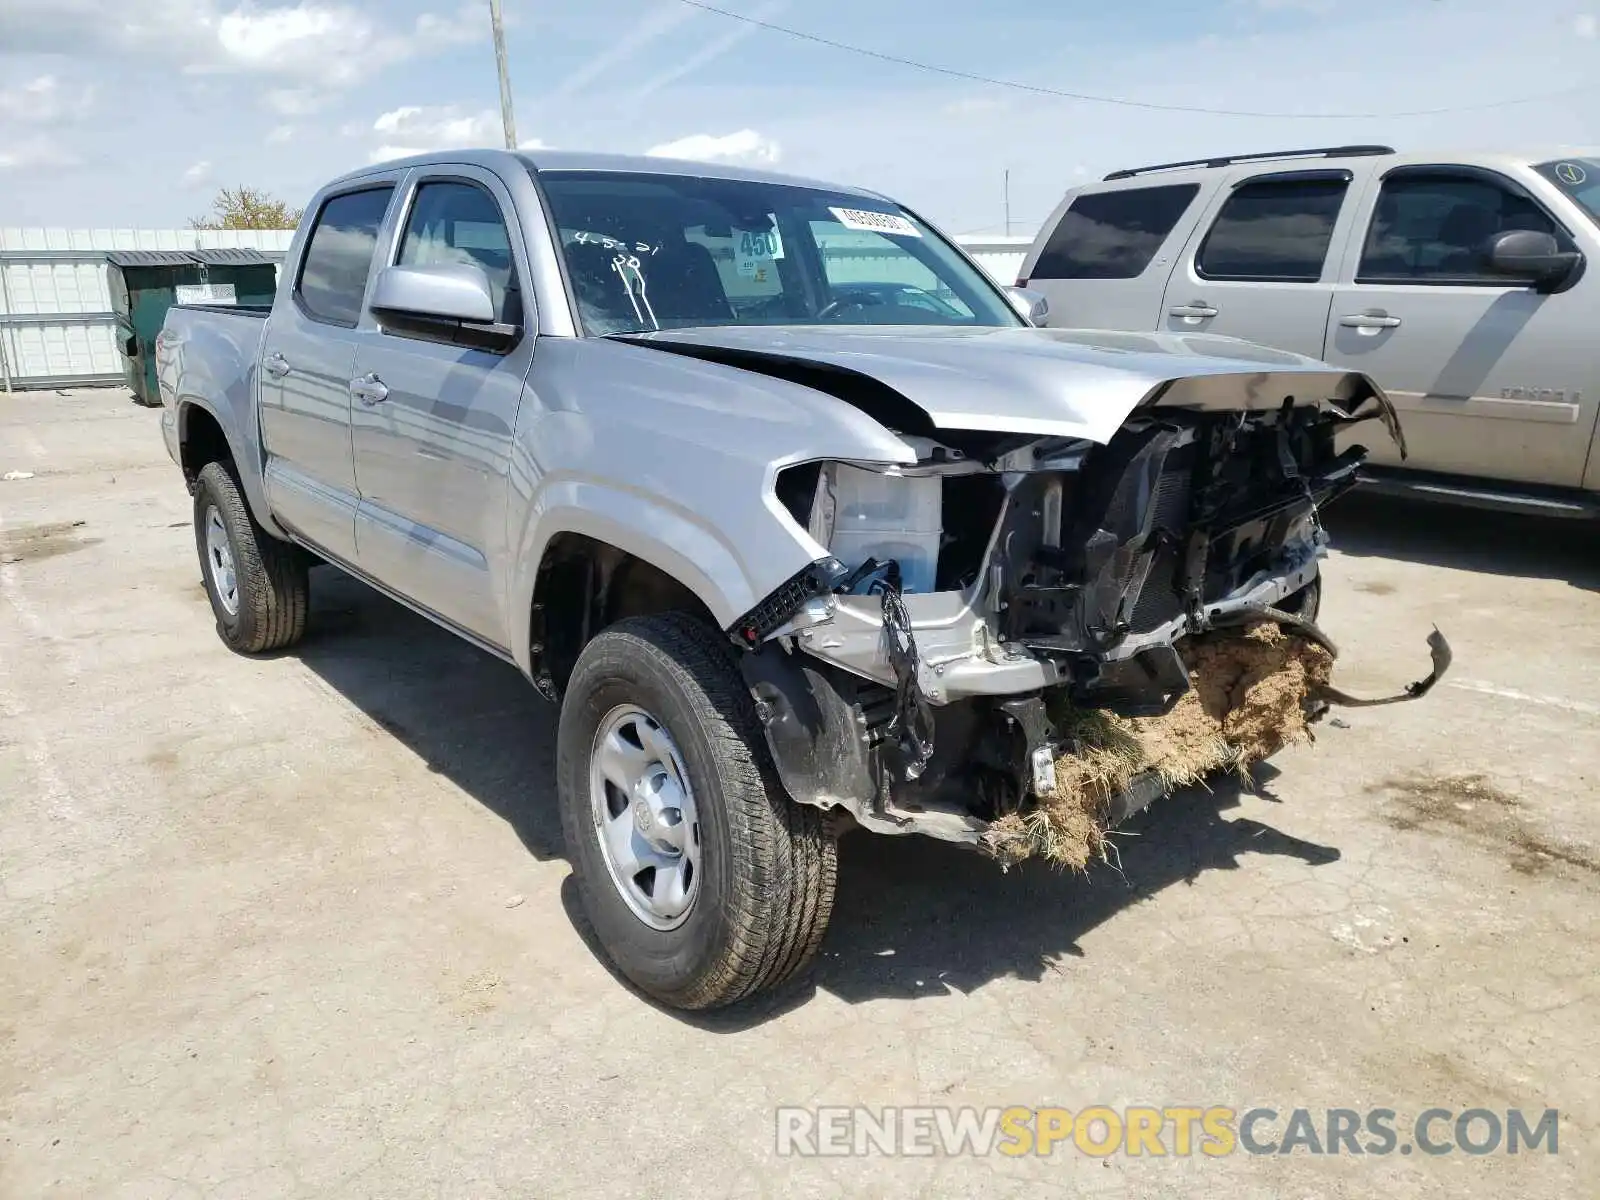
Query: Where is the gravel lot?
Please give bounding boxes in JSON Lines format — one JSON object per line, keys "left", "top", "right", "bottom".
{"left": 2, "top": 388, "right": 1598, "bottom": 1198}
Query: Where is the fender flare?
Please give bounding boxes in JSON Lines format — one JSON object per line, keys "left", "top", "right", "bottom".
{"left": 508, "top": 478, "right": 787, "bottom": 676}
{"left": 176, "top": 397, "right": 287, "bottom": 539}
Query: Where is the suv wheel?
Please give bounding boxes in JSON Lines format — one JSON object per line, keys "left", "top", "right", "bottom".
{"left": 556, "top": 612, "right": 837, "bottom": 1010}
{"left": 193, "top": 461, "right": 309, "bottom": 653}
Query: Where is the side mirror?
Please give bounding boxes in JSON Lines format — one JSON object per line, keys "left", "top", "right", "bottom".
{"left": 371, "top": 263, "right": 496, "bottom": 323}
{"left": 369, "top": 263, "right": 521, "bottom": 352}
{"left": 1005, "top": 285, "right": 1050, "bottom": 325}
{"left": 1486, "top": 230, "right": 1583, "bottom": 294}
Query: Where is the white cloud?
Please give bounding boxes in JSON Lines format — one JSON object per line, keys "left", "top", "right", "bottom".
{"left": 0, "top": 75, "right": 93, "bottom": 124}
{"left": 368, "top": 105, "right": 504, "bottom": 162}
{"left": 0, "top": 135, "right": 79, "bottom": 171}
{"left": 0, "top": 2, "right": 480, "bottom": 106}
{"left": 647, "top": 129, "right": 782, "bottom": 165}
{"left": 1577, "top": 12, "right": 1598, "bottom": 37}
{"left": 182, "top": 160, "right": 213, "bottom": 186}
{"left": 266, "top": 124, "right": 296, "bottom": 145}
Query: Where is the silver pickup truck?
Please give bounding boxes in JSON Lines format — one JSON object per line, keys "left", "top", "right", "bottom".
{"left": 155, "top": 149, "right": 1430, "bottom": 1010}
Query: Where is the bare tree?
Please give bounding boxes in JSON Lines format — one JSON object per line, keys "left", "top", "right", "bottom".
{"left": 189, "top": 186, "right": 303, "bottom": 231}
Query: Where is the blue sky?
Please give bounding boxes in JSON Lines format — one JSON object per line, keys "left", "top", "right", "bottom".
{"left": 2, "top": 0, "right": 1598, "bottom": 234}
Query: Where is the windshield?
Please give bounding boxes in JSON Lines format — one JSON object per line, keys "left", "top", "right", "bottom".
{"left": 1534, "top": 158, "right": 1600, "bottom": 228}
{"left": 536, "top": 170, "right": 1023, "bottom": 335}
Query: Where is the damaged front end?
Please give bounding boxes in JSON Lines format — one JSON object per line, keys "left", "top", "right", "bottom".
{"left": 732, "top": 382, "right": 1449, "bottom": 864}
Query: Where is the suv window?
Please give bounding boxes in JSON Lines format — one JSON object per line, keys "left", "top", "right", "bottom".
{"left": 398, "top": 180, "right": 521, "bottom": 324}
{"left": 1534, "top": 157, "right": 1600, "bottom": 230}
{"left": 296, "top": 187, "right": 394, "bottom": 327}
{"left": 1031, "top": 185, "right": 1199, "bottom": 280}
{"left": 1196, "top": 176, "right": 1348, "bottom": 282}
{"left": 1359, "top": 171, "right": 1571, "bottom": 284}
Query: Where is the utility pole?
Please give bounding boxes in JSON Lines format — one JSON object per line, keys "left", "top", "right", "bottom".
{"left": 1004, "top": 169, "right": 1012, "bottom": 238}
{"left": 489, "top": 0, "right": 518, "bottom": 149}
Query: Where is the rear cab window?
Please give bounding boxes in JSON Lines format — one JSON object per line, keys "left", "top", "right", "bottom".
{"left": 295, "top": 186, "right": 395, "bottom": 327}
{"left": 1030, "top": 184, "right": 1200, "bottom": 279}
{"left": 1196, "top": 174, "right": 1350, "bottom": 282}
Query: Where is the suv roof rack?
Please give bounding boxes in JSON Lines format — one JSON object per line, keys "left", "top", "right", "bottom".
{"left": 1103, "top": 144, "right": 1395, "bottom": 182}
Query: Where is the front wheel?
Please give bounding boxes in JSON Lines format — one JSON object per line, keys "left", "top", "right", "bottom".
{"left": 556, "top": 612, "right": 837, "bottom": 1010}
{"left": 193, "top": 460, "right": 309, "bottom": 653}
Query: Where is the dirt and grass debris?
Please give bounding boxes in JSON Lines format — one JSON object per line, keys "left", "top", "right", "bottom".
{"left": 985, "top": 621, "right": 1334, "bottom": 869}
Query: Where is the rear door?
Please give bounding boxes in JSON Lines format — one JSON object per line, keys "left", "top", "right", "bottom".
{"left": 1157, "top": 169, "right": 1360, "bottom": 358}
{"left": 348, "top": 166, "right": 536, "bottom": 649}
{"left": 1022, "top": 181, "right": 1211, "bottom": 330}
{"left": 259, "top": 183, "right": 397, "bottom": 560}
{"left": 1322, "top": 164, "right": 1598, "bottom": 487}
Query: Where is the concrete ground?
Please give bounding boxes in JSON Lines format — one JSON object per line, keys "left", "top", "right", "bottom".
{"left": 2, "top": 387, "right": 1597, "bottom": 1199}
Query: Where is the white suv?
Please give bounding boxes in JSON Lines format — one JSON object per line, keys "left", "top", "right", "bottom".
{"left": 1019, "top": 145, "right": 1600, "bottom": 517}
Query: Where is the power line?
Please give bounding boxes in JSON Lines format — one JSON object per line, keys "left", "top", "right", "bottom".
{"left": 676, "top": 0, "right": 1598, "bottom": 119}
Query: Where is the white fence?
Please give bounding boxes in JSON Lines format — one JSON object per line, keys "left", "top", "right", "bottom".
{"left": 0, "top": 228, "right": 294, "bottom": 390}
{"left": 0, "top": 229, "right": 1029, "bottom": 393}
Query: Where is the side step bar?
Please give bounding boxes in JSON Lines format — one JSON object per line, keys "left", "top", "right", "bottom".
{"left": 1357, "top": 467, "right": 1600, "bottom": 520}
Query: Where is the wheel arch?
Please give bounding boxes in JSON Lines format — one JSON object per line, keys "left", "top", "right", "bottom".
{"left": 510, "top": 480, "right": 772, "bottom": 686}
{"left": 176, "top": 397, "right": 285, "bottom": 538}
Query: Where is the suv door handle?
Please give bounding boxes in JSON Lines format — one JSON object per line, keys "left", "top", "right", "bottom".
{"left": 1169, "top": 303, "right": 1219, "bottom": 319}
{"left": 349, "top": 373, "right": 389, "bottom": 405}
{"left": 263, "top": 351, "right": 291, "bottom": 377}
{"left": 1339, "top": 312, "right": 1402, "bottom": 330}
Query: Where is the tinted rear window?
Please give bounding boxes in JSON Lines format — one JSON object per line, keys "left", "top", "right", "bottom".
{"left": 296, "top": 187, "right": 394, "bottom": 327}
{"left": 1196, "top": 177, "right": 1348, "bottom": 282}
{"left": 1031, "top": 184, "right": 1199, "bottom": 280}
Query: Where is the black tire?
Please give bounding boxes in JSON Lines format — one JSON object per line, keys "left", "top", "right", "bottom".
{"left": 193, "top": 460, "right": 309, "bottom": 654}
{"left": 557, "top": 612, "right": 837, "bottom": 1010}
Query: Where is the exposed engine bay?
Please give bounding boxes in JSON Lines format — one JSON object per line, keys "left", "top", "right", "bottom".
{"left": 732, "top": 393, "right": 1451, "bottom": 859}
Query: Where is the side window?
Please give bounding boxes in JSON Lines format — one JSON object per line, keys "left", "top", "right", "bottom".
{"left": 1357, "top": 172, "right": 1569, "bottom": 284}
{"left": 397, "top": 180, "right": 521, "bottom": 324}
{"left": 296, "top": 187, "right": 394, "bottom": 327}
{"left": 1196, "top": 176, "right": 1348, "bottom": 282}
{"left": 1031, "top": 185, "right": 1199, "bottom": 280}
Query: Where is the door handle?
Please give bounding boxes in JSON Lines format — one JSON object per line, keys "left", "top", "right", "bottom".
{"left": 1339, "top": 313, "right": 1402, "bottom": 330}
{"left": 349, "top": 373, "right": 389, "bottom": 405}
{"left": 263, "top": 351, "right": 291, "bottom": 377}
{"left": 1169, "top": 303, "right": 1219, "bottom": 319}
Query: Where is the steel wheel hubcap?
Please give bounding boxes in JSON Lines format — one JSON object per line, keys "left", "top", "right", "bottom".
{"left": 589, "top": 704, "right": 701, "bottom": 930}
{"left": 204, "top": 506, "right": 239, "bottom": 617}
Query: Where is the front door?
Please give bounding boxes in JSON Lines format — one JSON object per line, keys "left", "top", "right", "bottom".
{"left": 349, "top": 168, "right": 535, "bottom": 649}
{"left": 1322, "top": 165, "right": 1599, "bottom": 487}
{"left": 1159, "top": 170, "right": 1356, "bottom": 359}
{"left": 258, "top": 184, "right": 397, "bottom": 560}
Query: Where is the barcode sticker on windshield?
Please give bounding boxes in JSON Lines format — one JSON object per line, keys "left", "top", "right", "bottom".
{"left": 828, "top": 206, "right": 922, "bottom": 238}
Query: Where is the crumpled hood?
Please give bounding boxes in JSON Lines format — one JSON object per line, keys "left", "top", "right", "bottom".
{"left": 621, "top": 324, "right": 1393, "bottom": 445}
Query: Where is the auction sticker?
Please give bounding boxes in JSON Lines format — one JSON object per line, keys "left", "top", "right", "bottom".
{"left": 829, "top": 206, "right": 922, "bottom": 237}
{"left": 1555, "top": 162, "right": 1588, "bottom": 186}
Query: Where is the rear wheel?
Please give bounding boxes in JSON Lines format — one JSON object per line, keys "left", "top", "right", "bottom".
{"left": 193, "top": 461, "right": 309, "bottom": 653}
{"left": 557, "top": 612, "right": 837, "bottom": 1010}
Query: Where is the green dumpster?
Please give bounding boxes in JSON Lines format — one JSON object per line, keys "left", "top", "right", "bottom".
{"left": 106, "top": 249, "right": 279, "bottom": 407}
